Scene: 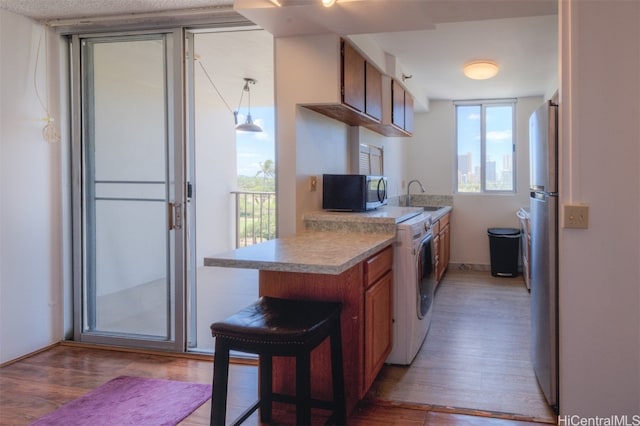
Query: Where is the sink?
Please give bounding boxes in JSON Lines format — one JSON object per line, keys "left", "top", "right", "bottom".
{"left": 421, "top": 206, "right": 444, "bottom": 211}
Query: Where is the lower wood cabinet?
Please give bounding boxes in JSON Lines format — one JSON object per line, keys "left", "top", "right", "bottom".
{"left": 435, "top": 212, "right": 451, "bottom": 284}
{"left": 258, "top": 244, "right": 393, "bottom": 414}
{"left": 363, "top": 246, "right": 393, "bottom": 392}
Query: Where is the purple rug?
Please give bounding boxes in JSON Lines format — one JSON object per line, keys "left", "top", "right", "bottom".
{"left": 31, "top": 376, "right": 212, "bottom": 426}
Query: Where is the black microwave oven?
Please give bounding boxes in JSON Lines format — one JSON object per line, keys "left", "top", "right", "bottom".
{"left": 322, "top": 174, "right": 388, "bottom": 212}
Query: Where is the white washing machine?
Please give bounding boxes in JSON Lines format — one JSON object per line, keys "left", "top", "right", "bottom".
{"left": 386, "top": 212, "right": 436, "bottom": 365}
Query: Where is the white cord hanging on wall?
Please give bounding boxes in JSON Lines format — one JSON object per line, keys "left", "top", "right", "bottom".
{"left": 34, "top": 28, "right": 60, "bottom": 144}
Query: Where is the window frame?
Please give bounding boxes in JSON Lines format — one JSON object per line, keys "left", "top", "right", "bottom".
{"left": 454, "top": 99, "right": 516, "bottom": 194}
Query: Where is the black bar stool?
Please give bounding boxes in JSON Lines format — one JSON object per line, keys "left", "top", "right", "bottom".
{"left": 209, "top": 296, "right": 346, "bottom": 426}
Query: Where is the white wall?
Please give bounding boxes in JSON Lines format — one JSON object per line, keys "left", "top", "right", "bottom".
{"left": 275, "top": 34, "right": 410, "bottom": 235}
{"left": 295, "top": 113, "right": 407, "bottom": 214}
{"left": 406, "top": 97, "right": 540, "bottom": 266}
{"left": 357, "top": 127, "right": 407, "bottom": 198}
{"left": 558, "top": 0, "right": 640, "bottom": 416}
{"left": 0, "top": 10, "right": 63, "bottom": 363}
{"left": 275, "top": 34, "right": 341, "bottom": 236}
{"left": 193, "top": 71, "right": 238, "bottom": 262}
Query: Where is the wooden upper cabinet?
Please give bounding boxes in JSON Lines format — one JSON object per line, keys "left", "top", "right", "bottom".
{"left": 363, "top": 76, "right": 414, "bottom": 137}
{"left": 342, "top": 39, "right": 382, "bottom": 122}
{"left": 365, "top": 62, "right": 382, "bottom": 121}
{"left": 302, "top": 37, "right": 416, "bottom": 136}
{"left": 304, "top": 38, "right": 381, "bottom": 127}
{"left": 404, "top": 91, "right": 414, "bottom": 134}
{"left": 392, "top": 80, "right": 405, "bottom": 130}
{"left": 391, "top": 79, "right": 414, "bottom": 135}
{"left": 342, "top": 40, "right": 366, "bottom": 113}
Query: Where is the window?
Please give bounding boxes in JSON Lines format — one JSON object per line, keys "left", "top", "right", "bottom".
{"left": 359, "top": 143, "right": 384, "bottom": 175}
{"left": 456, "top": 101, "right": 515, "bottom": 193}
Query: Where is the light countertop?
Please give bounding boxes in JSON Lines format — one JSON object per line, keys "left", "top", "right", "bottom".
{"left": 303, "top": 206, "right": 423, "bottom": 233}
{"left": 204, "top": 231, "right": 395, "bottom": 275}
{"left": 204, "top": 205, "right": 451, "bottom": 276}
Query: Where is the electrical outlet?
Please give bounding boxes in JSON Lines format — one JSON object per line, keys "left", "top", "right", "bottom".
{"left": 309, "top": 176, "right": 318, "bottom": 192}
{"left": 564, "top": 204, "right": 589, "bottom": 229}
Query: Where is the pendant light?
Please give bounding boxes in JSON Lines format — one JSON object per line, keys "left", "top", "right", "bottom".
{"left": 196, "top": 56, "right": 263, "bottom": 133}
{"left": 235, "top": 78, "right": 263, "bottom": 133}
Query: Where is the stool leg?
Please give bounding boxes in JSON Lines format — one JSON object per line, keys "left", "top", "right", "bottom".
{"left": 259, "top": 354, "right": 272, "bottom": 422}
{"left": 296, "top": 351, "right": 312, "bottom": 426}
{"left": 330, "top": 318, "right": 347, "bottom": 425}
{"left": 211, "top": 338, "right": 230, "bottom": 426}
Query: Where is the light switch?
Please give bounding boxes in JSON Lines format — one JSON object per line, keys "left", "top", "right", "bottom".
{"left": 563, "top": 204, "right": 589, "bottom": 229}
{"left": 309, "top": 176, "right": 318, "bottom": 192}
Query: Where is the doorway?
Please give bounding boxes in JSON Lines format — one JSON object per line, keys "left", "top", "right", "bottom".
{"left": 70, "top": 26, "right": 274, "bottom": 353}
{"left": 185, "top": 28, "right": 275, "bottom": 353}
{"left": 71, "top": 30, "right": 186, "bottom": 351}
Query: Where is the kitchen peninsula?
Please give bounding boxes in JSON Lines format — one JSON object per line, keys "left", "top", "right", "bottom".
{"left": 204, "top": 206, "right": 421, "bottom": 413}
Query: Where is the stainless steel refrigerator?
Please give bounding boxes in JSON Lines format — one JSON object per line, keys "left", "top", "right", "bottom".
{"left": 529, "top": 100, "right": 559, "bottom": 412}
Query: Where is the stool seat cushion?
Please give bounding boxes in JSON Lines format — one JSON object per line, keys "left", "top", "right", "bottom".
{"left": 211, "top": 297, "right": 342, "bottom": 346}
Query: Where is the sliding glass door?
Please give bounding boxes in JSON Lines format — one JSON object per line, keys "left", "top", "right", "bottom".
{"left": 71, "top": 30, "right": 186, "bottom": 350}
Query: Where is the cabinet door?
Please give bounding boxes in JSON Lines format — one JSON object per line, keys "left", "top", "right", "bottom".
{"left": 437, "top": 231, "right": 445, "bottom": 282}
{"left": 342, "top": 40, "right": 365, "bottom": 113}
{"left": 364, "top": 245, "right": 392, "bottom": 287}
{"left": 391, "top": 80, "right": 405, "bottom": 129}
{"left": 433, "top": 232, "right": 441, "bottom": 283}
{"left": 365, "top": 61, "right": 382, "bottom": 121}
{"left": 404, "top": 91, "right": 414, "bottom": 133}
{"left": 363, "top": 270, "right": 393, "bottom": 392}
{"left": 442, "top": 223, "right": 450, "bottom": 274}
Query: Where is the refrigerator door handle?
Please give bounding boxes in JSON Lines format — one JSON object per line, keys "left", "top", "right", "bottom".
{"left": 532, "top": 192, "right": 547, "bottom": 201}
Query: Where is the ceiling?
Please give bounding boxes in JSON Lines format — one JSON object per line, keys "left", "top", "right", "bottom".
{"left": 0, "top": 0, "right": 558, "bottom": 109}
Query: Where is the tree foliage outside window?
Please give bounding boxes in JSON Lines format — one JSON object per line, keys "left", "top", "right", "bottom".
{"left": 236, "top": 159, "right": 276, "bottom": 247}
{"left": 456, "top": 101, "right": 515, "bottom": 193}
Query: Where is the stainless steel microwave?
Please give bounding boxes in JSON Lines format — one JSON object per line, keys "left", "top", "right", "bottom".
{"left": 322, "top": 174, "right": 388, "bottom": 212}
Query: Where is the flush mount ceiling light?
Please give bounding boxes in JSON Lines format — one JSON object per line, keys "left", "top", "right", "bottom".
{"left": 463, "top": 60, "right": 499, "bottom": 80}
{"left": 322, "top": 0, "right": 337, "bottom": 7}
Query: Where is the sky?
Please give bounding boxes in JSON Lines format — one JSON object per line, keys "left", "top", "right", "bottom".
{"left": 457, "top": 104, "right": 513, "bottom": 170}
{"left": 236, "top": 106, "right": 275, "bottom": 177}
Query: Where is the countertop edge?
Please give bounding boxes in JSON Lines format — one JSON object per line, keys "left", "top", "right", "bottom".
{"left": 204, "top": 232, "right": 396, "bottom": 275}
{"left": 428, "top": 205, "right": 452, "bottom": 222}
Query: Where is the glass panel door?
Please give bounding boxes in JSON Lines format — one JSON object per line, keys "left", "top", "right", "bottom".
{"left": 183, "top": 28, "right": 274, "bottom": 354}
{"left": 72, "top": 31, "right": 185, "bottom": 350}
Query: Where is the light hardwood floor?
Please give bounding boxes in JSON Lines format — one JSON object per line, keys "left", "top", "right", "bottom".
{"left": 0, "top": 270, "right": 555, "bottom": 425}
{"left": 367, "top": 269, "right": 556, "bottom": 423}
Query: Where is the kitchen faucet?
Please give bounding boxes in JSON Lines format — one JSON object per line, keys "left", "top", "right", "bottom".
{"left": 406, "top": 179, "right": 426, "bottom": 207}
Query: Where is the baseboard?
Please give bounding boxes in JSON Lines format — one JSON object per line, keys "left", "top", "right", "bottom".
{"left": 448, "top": 263, "right": 491, "bottom": 272}
{"left": 361, "top": 397, "right": 556, "bottom": 424}
{"left": 57, "top": 340, "right": 259, "bottom": 366}
{"left": 0, "top": 342, "right": 60, "bottom": 368}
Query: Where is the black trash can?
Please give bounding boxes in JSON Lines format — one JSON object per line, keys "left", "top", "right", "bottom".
{"left": 487, "top": 228, "right": 521, "bottom": 277}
